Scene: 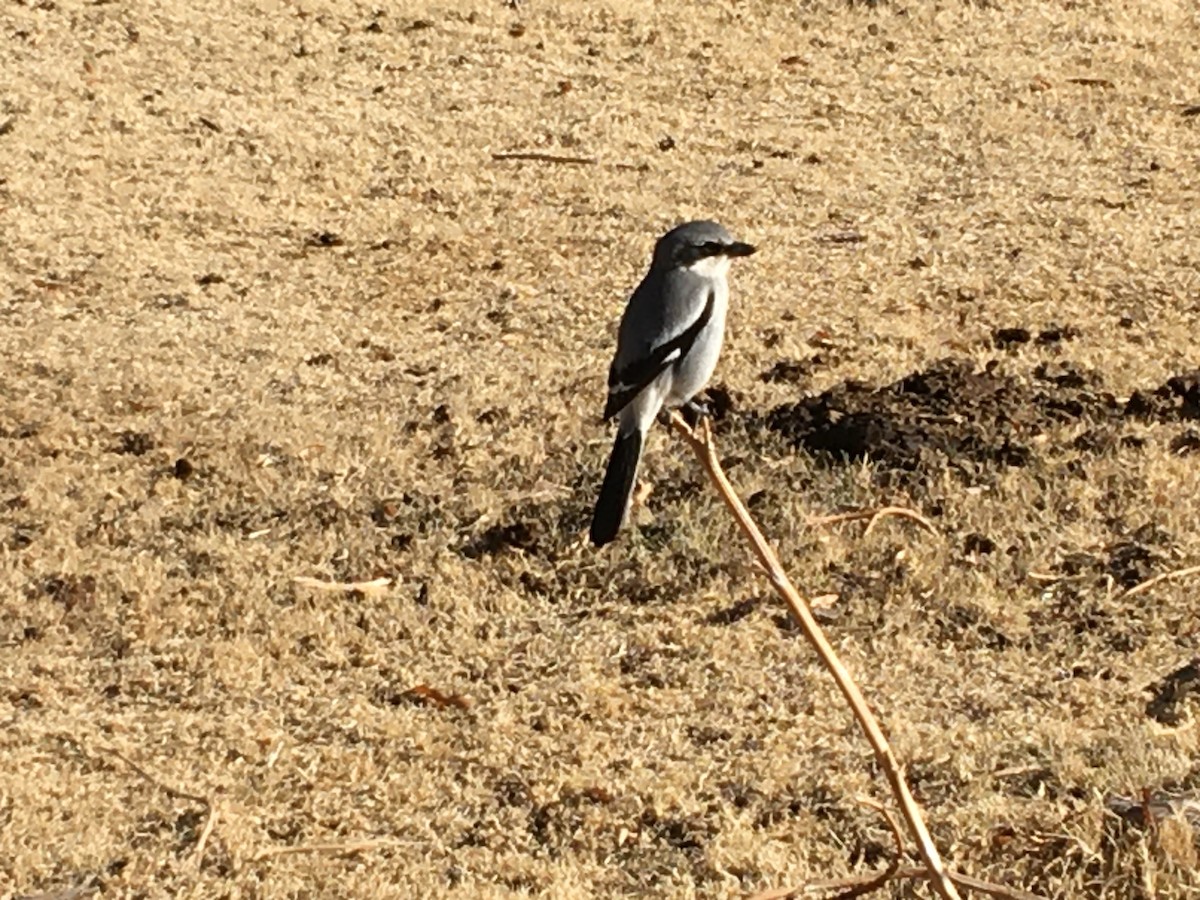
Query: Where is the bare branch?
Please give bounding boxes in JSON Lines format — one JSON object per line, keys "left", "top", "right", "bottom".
{"left": 669, "top": 413, "right": 962, "bottom": 900}
{"left": 12, "top": 875, "right": 99, "bottom": 900}
{"left": 807, "top": 506, "right": 937, "bottom": 536}
{"left": 56, "top": 734, "right": 220, "bottom": 874}
{"left": 292, "top": 575, "right": 392, "bottom": 593}
{"left": 1119, "top": 564, "right": 1200, "bottom": 599}
{"left": 191, "top": 803, "right": 220, "bottom": 870}
{"left": 491, "top": 151, "right": 597, "bottom": 165}
{"left": 251, "top": 838, "right": 414, "bottom": 861}
{"left": 749, "top": 867, "right": 1046, "bottom": 900}
{"left": 58, "top": 735, "right": 210, "bottom": 808}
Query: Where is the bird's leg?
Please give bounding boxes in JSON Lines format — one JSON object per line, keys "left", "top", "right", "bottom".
{"left": 680, "top": 397, "right": 713, "bottom": 429}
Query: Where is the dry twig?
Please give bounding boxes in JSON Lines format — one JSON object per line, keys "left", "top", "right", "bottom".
{"left": 251, "top": 838, "right": 413, "bottom": 861}
{"left": 292, "top": 575, "right": 392, "bottom": 593}
{"left": 865, "top": 506, "right": 936, "bottom": 537}
{"left": 1025, "top": 571, "right": 1063, "bottom": 583}
{"left": 191, "top": 802, "right": 220, "bottom": 870}
{"left": 60, "top": 735, "right": 210, "bottom": 807}
{"left": 750, "top": 867, "right": 1046, "bottom": 900}
{"left": 57, "top": 735, "right": 218, "bottom": 871}
{"left": 815, "top": 798, "right": 905, "bottom": 898}
{"left": 858, "top": 795, "right": 907, "bottom": 860}
{"left": 1119, "top": 564, "right": 1200, "bottom": 599}
{"left": 668, "top": 414, "right": 965, "bottom": 899}
{"left": 491, "top": 150, "right": 597, "bottom": 165}
{"left": 13, "top": 875, "right": 99, "bottom": 900}
{"left": 676, "top": 416, "right": 1043, "bottom": 898}
{"left": 807, "top": 506, "right": 937, "bottom": 537}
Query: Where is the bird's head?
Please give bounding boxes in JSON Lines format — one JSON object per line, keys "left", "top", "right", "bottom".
{"left": 652, "top": 220, "right": 756, "bottom": 277}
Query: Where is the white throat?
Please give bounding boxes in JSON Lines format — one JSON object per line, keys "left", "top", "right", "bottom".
{"left": 684, "top": 255, "right": 733, "bottom": 279}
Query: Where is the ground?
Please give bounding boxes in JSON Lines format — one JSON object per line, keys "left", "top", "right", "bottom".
{"left": 2, "top": 1, "right": 1199, "bottom": 898}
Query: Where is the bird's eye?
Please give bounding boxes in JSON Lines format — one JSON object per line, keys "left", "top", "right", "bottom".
{"left": 678, "top": 241, "right": 725, "bottom": 265}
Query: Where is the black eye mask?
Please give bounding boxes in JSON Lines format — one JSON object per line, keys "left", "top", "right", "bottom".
{"left": 677, "top": 241, "right": 728, "bottom": 265}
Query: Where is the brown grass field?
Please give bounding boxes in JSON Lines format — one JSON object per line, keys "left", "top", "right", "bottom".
{"left": 3, "top": 1, "right": 1200, "bottom": 897}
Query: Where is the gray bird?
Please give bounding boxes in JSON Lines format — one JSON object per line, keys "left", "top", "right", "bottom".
{"left": 590, "top": 220, "right": 756, "bottom": 547}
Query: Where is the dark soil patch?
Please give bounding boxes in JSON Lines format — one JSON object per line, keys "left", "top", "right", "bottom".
{"left": 992, "top": 324, "right": 1081, "bottom": 349}
{"left": 1170, "top": 429, "right": 1200, "bottom": 456}
{"left": 1145, "top": 658, "right": 1200, "bottom": 725}
{"left": 755, "top": 358, "right": 1200, "bottom": 482}
{"left": 1125, "top": 371, "right": 1200, "bottom": 422}
{"left": 757, "top": 357, "right": 1117, "bottom": 480}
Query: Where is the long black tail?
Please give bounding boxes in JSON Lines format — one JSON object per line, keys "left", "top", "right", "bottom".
{"left": 589, "top": 428, "right": 643, "bottom": 547}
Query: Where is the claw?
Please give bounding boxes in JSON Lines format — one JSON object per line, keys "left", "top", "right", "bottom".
{"left": 680, "top": 398, "right": 712, "bottom": 428}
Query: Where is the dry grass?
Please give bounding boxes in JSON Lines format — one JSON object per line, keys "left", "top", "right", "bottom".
{"left": 2, "top": 1, "right": 1200, "bottom": 897}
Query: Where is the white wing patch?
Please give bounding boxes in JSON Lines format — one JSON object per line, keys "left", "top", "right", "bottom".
{"left": 608, "top": 348, "right": 680, "bottom": 395}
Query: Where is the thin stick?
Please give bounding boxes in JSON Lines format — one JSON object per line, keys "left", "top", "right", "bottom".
{"left": 857, "top": 796, "right": 907, "bottom": 862}
{"left": 59, "top": 735, "right": 219, "bottom": 871}
{"left": 749, "top": 867, "right": 1045, "bottom": 900}
{"left": 1026, "top": 571, "right": 1063, "bottom": 583}
{"left": 191, "top": 803, "right": 219, "bottom": 869}
{"left": 59, "top": 736, "right": 210, "bottom": 807}
{"left": 808, "top": 506, "right": 937, "bottom": 536}
{"left": 810, "top": 798, "right": 904, "bottom": 899}
{"left": 808, "top": 509, "right": 883, "bottom": 527}
{"left": 491, "top": 151, "right": 597, "bottom": 165}
{"left": 251, "top": 838, "right": 413, "bottom": 861}
{"left": 1119, "top": 564, "right": 1200, "bottom": 599}
{"left": 669, "top": 414, "right": 962, "bottom": 900}
{"left": 943, "top": 872, "right": 1046, "bottom": 900}
{"left": 106, "top": 747, "right": 210, "bottom": 806}
{"left": 14, "top": 875, "right": 99, "bottom": 900}
{"left": 865, "top": 506, "right": 937, "bottom": 537}
{"left": 292, "top": 575, "right": 392, "bottom": 593}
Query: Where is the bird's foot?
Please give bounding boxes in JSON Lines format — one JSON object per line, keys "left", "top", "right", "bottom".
{"left": 680, "top": 398, "right": 713, "bottom": 429}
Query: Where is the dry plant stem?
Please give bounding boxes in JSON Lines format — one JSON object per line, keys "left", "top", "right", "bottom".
{"left": 491, "top": 150, "right": 597, "bottom": 165}
{"left": 837, "top": 799, "right": 912, "bottom": 898}
{"left": 16, "top": 875, "right": 99, "bottom": 900}
{"left": 669, "top": 413, "right": 962, "bottom": 900}
{"left": 58, "top": 735, "right": 218, "bottom": 872}
{"left": 59, "top": 735, "right": 210, "bottom": 807}
{"left": 191, "top": 803, "right": 219, "bottom": 870}
{"left": 863, "top": 506, "right": 937, "bottom": 538}
{"left": 750, "top": 867, "right": 1046, "bottom": 900}
{"left": 251, "top": 838, "right": 413, "bottom": 861}
{"left": 292, "top": 575, "right": 392, "bottom": 593}
{"left": 1025, "top": 571, "right": 1062, "bottom": 583}
{"left": 808, "top": 506, "right": 937, "bottom": 536}
{"left": 1119, "top": 564, "right": 1200, "bottom": 599}
{"left": 857, "top": 795, "right": 908, "bottom": 863}
{"left": 750, "top": 800, "right": 1045, "bottom": 900}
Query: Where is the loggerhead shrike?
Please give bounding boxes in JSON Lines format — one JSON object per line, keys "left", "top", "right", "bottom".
{"left": 589, "top": 220, "right": 756, "bottom": 547}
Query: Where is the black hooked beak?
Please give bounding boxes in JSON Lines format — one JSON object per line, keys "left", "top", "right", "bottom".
{"left": 726, "top": 241, "right": 756, "bottom": 257}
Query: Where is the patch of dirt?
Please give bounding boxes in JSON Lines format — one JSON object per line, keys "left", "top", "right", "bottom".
{"left": 1145, "top": 658, "right": 1200, "bottom": 725}
{"left": 757, "top": 358, "right": 1199, "bottom": 482}
{"left": 1050, "top": 523, "right": 1172, "bottom": 586}
{"left": 1125, "top": 371, "right": 1200, "bottom": 422}
{"left": 759, "top": 355, "right": 829, "bottom": 384}
{"left": 1170, "top": 429, "right": 1200, "bottom": 456}
{"left": 991, "top": 324, "right": 1082, "bottom": 349}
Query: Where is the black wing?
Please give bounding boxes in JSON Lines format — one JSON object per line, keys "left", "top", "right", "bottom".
{"left": 602, "top": 288, "right": 715, "bottom": 421}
